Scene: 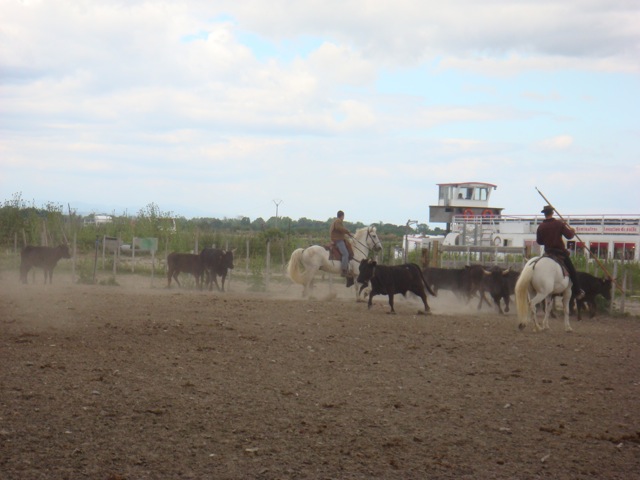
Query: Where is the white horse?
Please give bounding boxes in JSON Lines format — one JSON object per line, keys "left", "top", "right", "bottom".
{"left": 515, "top": 256, "right": 573, "bottom": 332}
{"left": 287, "top": 226, "right": 383, "bottom": 298}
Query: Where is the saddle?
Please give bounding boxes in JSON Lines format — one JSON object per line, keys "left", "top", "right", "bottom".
{"left": 534, "top": 253, "right": 569, "bottom": 277}
{"left": 325, "top": 241, "right": 355, "bottom": 262}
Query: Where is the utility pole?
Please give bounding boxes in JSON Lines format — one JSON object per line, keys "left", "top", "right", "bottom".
{"left": 273, "top": 199, "right": 283, "bottom": 227}
{"left": 404, "top": 219, "right": 418, "bottom": 263}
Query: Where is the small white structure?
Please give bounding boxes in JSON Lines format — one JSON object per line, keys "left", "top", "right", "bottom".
{"left": 429, "top": 182, "right": 503, "bottom": 226}
{"left": 84, "top": 213, "right": 113, "bottom": 226}
{"left": 402, "top": 234, "right": 446, "bottom": 254}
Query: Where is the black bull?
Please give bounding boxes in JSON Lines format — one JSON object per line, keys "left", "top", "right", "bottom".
{"left": 20, "top": 244, "right": 71, "bottom": 284}
{"left": 421, "top": 267, "right": 464, "bottom": 297}
{"left": 200, "top": 248, "right": 235, "bottom": 292}
{"left": 422, "top": 265, "right": 519, "bottom": 315}
{"left": 357, "top": 260, "right": 436, "bottom": 314}
{"left": 571, "top": 271, "right": 612, "bottom": 320}
{"left": 476, "top": 266, "right": 519, "bottom": 315}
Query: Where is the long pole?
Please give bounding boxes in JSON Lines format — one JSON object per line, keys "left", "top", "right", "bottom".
{"left": 535, "top": 187, "right": 624, "bottom": 294}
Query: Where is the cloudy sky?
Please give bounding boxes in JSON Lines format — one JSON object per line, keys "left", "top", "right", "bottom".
{"left": 1, "top": 0, "right": 639, "bottom": 226}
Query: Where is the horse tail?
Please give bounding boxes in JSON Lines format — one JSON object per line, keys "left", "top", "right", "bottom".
{"left": 286, "top": 248, "right": 306, "bottom": 284}
{"left": 515, "top": 262, "right": 534, "bottom": 328}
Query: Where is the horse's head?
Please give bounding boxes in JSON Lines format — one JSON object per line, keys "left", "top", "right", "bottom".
{"left": 366, "top": 226, "right": 383, "bottom": 252}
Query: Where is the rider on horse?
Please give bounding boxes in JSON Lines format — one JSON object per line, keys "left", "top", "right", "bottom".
{"left": 536, "top": 205, "right": 585, "bottom": 300}
{"left": 330, "top": 210, "right": 353, "bottom": 277}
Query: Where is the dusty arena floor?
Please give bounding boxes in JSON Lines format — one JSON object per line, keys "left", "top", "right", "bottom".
{"left": 1, "top": 270, "right": 639, "bottom": 479}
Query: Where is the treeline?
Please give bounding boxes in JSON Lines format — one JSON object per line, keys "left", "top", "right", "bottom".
{"left": 186, "top": 215, "right": 441, "bottom": 238}
{"left": 1, "top": 193, "right": 444, "bottom": 253}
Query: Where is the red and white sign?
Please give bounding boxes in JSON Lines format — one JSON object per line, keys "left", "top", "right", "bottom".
{"left": 575, "top": 225, "right": 640, "bottom": 235}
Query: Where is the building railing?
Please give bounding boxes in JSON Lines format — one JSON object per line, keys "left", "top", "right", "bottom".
{"left": 452, "top": 214, "right": 640, "bottom": 226}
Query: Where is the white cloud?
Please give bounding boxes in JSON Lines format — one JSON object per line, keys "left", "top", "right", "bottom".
{"left": 538, "top": 135, "right": 574, "bottom": 150}
{"left": 1, "top": 0, "right": 638, "bottom": 224}
{"left": 223, "top": 0, "right": 640, "bottom": 68}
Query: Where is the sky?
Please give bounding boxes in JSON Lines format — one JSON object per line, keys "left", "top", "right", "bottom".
{"left": 1, "top": 0, "right": 639, "bottom": 227}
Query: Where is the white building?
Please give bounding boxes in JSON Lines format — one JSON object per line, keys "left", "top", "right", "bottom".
{"left": 83, "top": 213, "right": 113, "bottom": 226}
{"left": 428, "top": 182, "right": 639, "bottom": 261}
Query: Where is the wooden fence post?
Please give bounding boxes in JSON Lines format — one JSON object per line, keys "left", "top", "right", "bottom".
{"left": 265, "top": 239, "right": 271, "bottom": 290}
{"left": 101, "top": 235, "right": 106, "bottom": 269}
{"left": 113, "top": 239, "right": 118, "bottom": 276}
{"left": 619, "top": 270, "right": 626, "bottom": 315}
{"left": 72, "top": 232, "right": 77, "bottom": 282}
{"left": 93, "top": 236, "right": 99, "bottom": 284}
{"left": 245, "top": 238, "right": 250, "bottom": 277}
{"left": 610, "top": 263, "right": 618, "bottom": 315}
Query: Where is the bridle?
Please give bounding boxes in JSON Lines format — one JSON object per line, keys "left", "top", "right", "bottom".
{"left": 351, "top": 226, "right": 381, "bottom": 257}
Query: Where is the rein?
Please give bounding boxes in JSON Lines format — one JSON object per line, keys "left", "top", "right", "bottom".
{"left": 350, "top": 227, "right": 380, "bottom": 258}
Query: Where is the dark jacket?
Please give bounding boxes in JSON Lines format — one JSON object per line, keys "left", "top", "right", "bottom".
{"left": 536, "top": 218, "right": 575, "bottom": 254}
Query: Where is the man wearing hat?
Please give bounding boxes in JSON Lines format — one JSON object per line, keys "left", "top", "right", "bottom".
{"left": 330, "top": 210, "right": 354, "bottom": 277}
{"left": 536, "top": 205, "right": 585, "bottom": 299}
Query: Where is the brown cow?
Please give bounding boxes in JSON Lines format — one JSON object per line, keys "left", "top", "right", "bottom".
{"left": 166, "top": 252, "right": 205, "bottom": 289}
{"left": 20, "top": 244, "right": 71, "bottom": 284}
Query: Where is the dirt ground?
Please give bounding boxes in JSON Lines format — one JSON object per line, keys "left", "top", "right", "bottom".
{"left": 1, "top": 268, "right": 639, "bottom": 480}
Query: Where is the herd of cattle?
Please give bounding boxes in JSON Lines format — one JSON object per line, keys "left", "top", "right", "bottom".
{"left": 356, "top": 259, "right": 612, "bottom": 320}
{"left": 166, "top": 249, "right": 235, "bottom": 292}
{"left": 18, "top": 244, "right": 612, "bottom": 320}
{"left": 17, "top": 244, "right": 235, "bottom": 293}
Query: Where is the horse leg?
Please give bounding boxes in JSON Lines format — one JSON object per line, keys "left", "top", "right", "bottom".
{"left": 562, "top": 289, "right": 573, "bottom": 332}
{"left": 541, "top": 296, "right": 553, "bottom": 330}
{"left": 528, "top": 291, "right": 548, "bottom": 331}
{"left": 530, "top": 302, "right": 541, "bottom": 331}
{"left": 302, "top": 267, "right": 319, "bottom": 298}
